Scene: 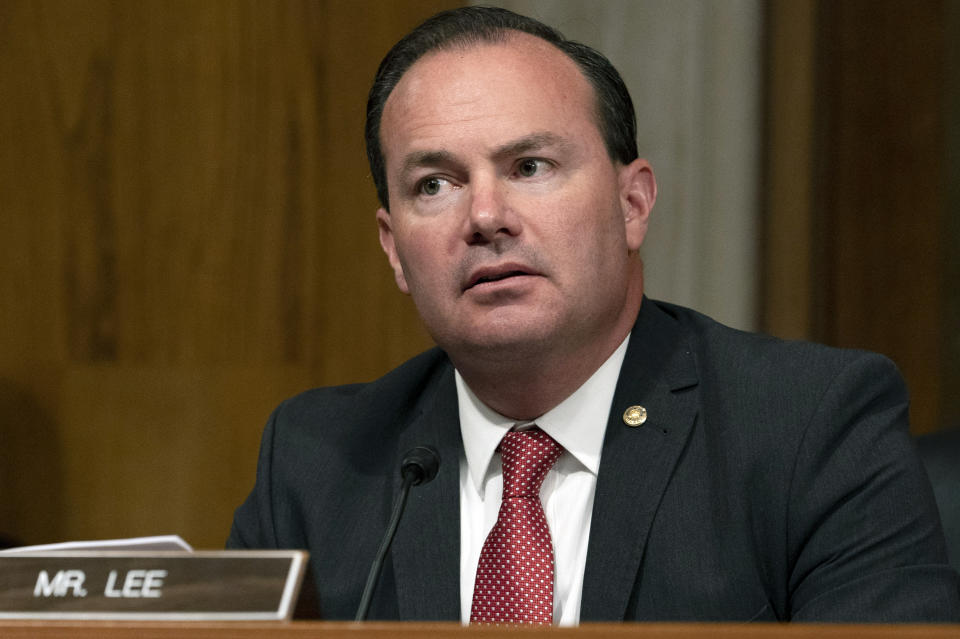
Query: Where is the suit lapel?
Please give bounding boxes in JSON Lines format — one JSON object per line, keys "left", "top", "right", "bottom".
{"left": 580, "top": 300, "right": 699, "bottom": 621}
{"left": 390, "top": 362, "right": 463, "bottom": 620}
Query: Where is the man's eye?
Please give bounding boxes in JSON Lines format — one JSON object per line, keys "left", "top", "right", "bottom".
{"left": 418, "top": 177, "right": 445, "bottom": 196}
{"left": 517, "top": 158, "right": 546, "bottom": 178}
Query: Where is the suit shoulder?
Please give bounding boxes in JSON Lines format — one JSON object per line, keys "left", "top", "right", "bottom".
{"left": 271, "top": 346, "right": 451, "bottom": 431}
{"left": 648, "top": 299, "right": 907, "bottom": 449}
{"left": 654, "top": 299, "right": 902, "bottom": 394}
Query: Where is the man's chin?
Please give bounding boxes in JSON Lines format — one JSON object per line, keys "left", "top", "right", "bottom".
{"left": 441, "top": 324, "right": 559, "bottom": 362}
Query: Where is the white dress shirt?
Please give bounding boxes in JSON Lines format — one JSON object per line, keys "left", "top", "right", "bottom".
{"left": 456, "top": 336, "right": 630, "bottom": 625}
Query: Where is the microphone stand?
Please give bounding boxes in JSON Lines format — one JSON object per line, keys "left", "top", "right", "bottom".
{"left": 354, "top": 446, "right": 439, "bottom": 621}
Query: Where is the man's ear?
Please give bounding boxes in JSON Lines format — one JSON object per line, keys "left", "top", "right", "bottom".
{"left": 376, "top": 207, "right": 410, "bottom": 294}
{"left": 619, "top": 159, "right": 657, "bottom": 252}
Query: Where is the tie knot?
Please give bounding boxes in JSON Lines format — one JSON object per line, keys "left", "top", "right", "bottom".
{"left": 499, "top": 427, "right": 564, "bottom": 498}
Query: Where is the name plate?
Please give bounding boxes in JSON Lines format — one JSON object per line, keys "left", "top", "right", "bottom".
{"left": 0, "top": 550, "right": 307, "bottom": 620}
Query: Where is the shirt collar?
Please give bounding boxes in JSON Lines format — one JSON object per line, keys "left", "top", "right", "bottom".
{"left": 456, "top": 334, "right": 631, "bottom": 496}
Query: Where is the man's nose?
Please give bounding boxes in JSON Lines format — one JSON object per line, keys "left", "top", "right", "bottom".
{"left": 465, "top": 176, "right": 521, "bottom": 245}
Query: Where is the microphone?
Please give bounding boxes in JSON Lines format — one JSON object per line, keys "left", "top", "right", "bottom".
{"left": 354, "top": 446, "right": 440, "bottom": 621}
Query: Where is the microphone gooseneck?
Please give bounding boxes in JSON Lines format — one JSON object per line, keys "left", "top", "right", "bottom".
{"left": 354, "top": 445, "right": 440, "bottom": 622}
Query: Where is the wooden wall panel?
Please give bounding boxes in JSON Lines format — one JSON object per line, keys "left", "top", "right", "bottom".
{"left": 761, "top": 0, "right": 816, "bottom": 341}
{"left": 0, "top": 0, "right": 458, "bottom": 548}
{"left": 814, "top": 1, "right": 945, "bottom": 435}
{"left": 944, "top": 4, "right": 960, "bottom": 431}
{"left": 764, "top": 0, "right": 950, "bottom": 435}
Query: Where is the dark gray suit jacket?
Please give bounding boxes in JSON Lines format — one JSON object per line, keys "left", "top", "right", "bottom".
{"left": 228, "top": 299, "right": 960, "bottom": 622}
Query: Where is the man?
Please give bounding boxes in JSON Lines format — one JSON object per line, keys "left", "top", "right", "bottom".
{"left": 229, "top": 6, "right": 960, "bottom": 623}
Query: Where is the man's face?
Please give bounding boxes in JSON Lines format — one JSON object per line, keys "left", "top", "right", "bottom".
{"left": 377, "top": 33, "right": 655, "bottom": 364}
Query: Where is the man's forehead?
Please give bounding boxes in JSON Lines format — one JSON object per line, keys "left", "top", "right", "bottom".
{"left": 379, "top": 33, "right": 598, "bottom": 160}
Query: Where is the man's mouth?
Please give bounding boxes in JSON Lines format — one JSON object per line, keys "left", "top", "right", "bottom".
{"left": 465, "top": 265, "right": 539, "bottom": 291}
{"left": 474, "top": 270, "right": 527, "bottom": 285}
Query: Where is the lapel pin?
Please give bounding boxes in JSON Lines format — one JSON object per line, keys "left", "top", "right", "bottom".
{"left": 623, "top": 405, "right": 647, "bottom": 427}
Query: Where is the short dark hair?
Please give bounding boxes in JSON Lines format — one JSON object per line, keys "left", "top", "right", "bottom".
{"left": 365, "top": 6, "right": 639, "bottom": 210}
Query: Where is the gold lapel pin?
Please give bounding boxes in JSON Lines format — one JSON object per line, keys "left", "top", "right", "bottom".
{"left": 623, "top": 405, "right": 648, "bottom": 427}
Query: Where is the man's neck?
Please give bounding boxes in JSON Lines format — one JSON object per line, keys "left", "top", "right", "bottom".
{"left": 451, "top": 297, "right": 642, "bottom": 421}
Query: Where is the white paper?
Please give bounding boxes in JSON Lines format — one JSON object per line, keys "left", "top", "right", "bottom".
{"left": 0, "top": 535, "right": 192, "bottom": 554}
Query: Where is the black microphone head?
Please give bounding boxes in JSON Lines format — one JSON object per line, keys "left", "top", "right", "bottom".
{"left": 400, "top": 446, "right": 440, "bottom": 486}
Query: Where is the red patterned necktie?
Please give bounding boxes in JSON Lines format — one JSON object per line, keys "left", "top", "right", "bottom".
{"left": 470, "top": 427, "right": 564, "bottom": 624}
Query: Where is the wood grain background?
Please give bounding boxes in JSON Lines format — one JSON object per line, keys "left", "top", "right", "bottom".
{"left": 0, "top": 0, "right": 455, "bottom": 548}
{"left": 762, "top": 0, "right": 958, "bottom": 438}
{"left": 1, "top": 0, "right": 956, "bottom": 550}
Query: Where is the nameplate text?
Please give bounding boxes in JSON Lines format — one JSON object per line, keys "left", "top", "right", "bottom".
{"left": 0, "top": 550, "right": 307, "bottom": 620}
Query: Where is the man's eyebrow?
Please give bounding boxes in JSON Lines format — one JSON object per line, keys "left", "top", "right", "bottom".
{"left": 399, "top": 150, "right": 463, "bottom": 181}
{"left": 396, "top": 133, "right": 570, "bottom": 181}
{"left": 491, "top": 132, "right": 570, "bottom": 161}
